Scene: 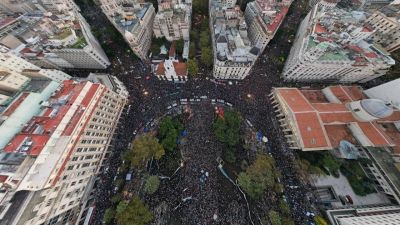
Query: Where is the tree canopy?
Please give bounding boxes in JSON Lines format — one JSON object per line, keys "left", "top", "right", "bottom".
{"left": 213, "top": 111, "right": 241, "bottom": 147}
{"left": 144, "top": 175, "right": 160, "bottom": 194}
{"left": 187, "top": 59, "right": 199, "bottom": 75}
{"left": 200, "top": 47, "right": 213, "bottom": 67}
{"left": 158, "top": 116, "right": 183, "bottom": 152}
{"left": 268, "top": 210, "right": 282, "bottom": 225}
{"left": 115, "top": 197, "right": 153, "bottom": 225}
{"left": 103, "top": 207, "right": 116, "bottom": 224}
{"left": 125, "top": 134, "right": 165, "bottom": 168}
{"left": 238, "top": 154, "right": 280, "bottom": 199}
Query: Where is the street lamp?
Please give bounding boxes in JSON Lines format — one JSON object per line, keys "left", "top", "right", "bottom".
{"left": 247, "top": 93, "right": 252, "bottom": 98}
{"left": 143, "top": 91, "right": 149, "bottom": 96}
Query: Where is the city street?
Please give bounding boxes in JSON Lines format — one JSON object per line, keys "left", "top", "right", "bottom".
{"left": 74, "top": 0, "right": 316, "bottom": 224}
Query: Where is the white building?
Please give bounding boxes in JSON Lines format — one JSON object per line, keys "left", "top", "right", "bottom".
{"left": 364, "top": 78, "right": 400, "bottom": 109}
{"left": 366, "top": 3, "right": 400, "bottom": 52}
{"left": 153, "top": 0, "right": 191, "bottom": 41}
{"left": 0, "top": 12, "right": 110, "bottom": 70}
{"left": 0, "top": 79, "right": 127, "bottom": 225}
{"left": 154, "top": 58, "right": 187, "bottom": 82}
{"left": 98, "top": 0, "right": 155, "bottom": 61}
{"left": 327, "top": 206, "right": 400, "bottom": 225}
{"left": 86, "top": 73, "right": 129, "bottom": 99}
{"left": 0, "top": 53, "right": 72, "bottom": 82}
{"left": 210, "top": 0, "right": 259, "bottom": 80}
{"left": 282, "top": 3, "right": 395, "bottom": 83}
{"left": 244, "top": 0, "right": 291, "bottom": 52}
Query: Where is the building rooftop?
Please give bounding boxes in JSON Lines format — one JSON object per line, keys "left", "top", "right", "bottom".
{"left": 274, "top": 85, "right": 400, "bottom": 151}
{"left": 303, "top": 6, "right": 395, "bottom": 66}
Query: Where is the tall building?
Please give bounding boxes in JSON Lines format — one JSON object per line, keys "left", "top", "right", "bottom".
{"left": 282, "top": 3, "right": 395, "bottom": 83}
{"left": 98, "top": 0, "right": 155, "bottom": 61}
{"left": 0, "top": 0, "right": 80, "bottom": 15}
{"left": 244, "top": 0, "right": 291, "bottom": 52}
{"left": 210, "top": 0, "right": 259, "bottom": 80}
{"left": 270, "top": 85, "right": 400, "bottom": 152}
{"left": 153, "top": 0, "right": 191, "bottom": 41}
{"left": 0, "top": 79, "right": 127, "bottom": 225}
{"left": 0, "top": 12, "right": 111, "bottom": 70}
{"left": 364, "top": 78, "right": 400, "bottom": 109}
{"left": 366, "top": 2, "right": 400, "bottom": 52}
{"left": 327, "top": 206, "right": 400, "bottom": 225}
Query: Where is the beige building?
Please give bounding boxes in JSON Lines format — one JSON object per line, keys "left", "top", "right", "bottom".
{"left": 327, "top": 206, "right": 400, "bottom": 225}
{"left": 153, "top": 0, "right": 191, "bottom": 41}
{"left": 0, "top": 67, "right": 30, "bottom": 93}
{"left": 98, "top": 0, "right": 155, "bottom": 61}
{"left": 0, "top": 80, "right": 127, "bottom": 225}
{"left": 366, "top": 3, "right": 400, "bottom": 52}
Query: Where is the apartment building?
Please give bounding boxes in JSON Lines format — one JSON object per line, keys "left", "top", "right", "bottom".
{"left": 0, "top": 11, "right": 110, "bottom": 69}
{"left": 0, "top": 79, "right": 127, "bottom": 225}
{"left": 366, "top": 3, "right": 400, "bottom": 52}
{"left": 0, "top": 0, "right": 79, "bottom": 14}
{"left": 270, "top": 85, "right": 400, "bottom": 151}
{"left": 210, "top": 0, "right": 259, "bottom": 80}
{"left": 244, "top": 0, "right": 291, "bottom": 52}
{"left": 0, "top": 66, "right": 30, "bottom": 93}
{"left": 0, "top": 53, "right": 72, "bottom": 83}
{"left": 153, "top": 0, "right": 191, "bottom": 41}
{"left": 327, "top": 206, "right": 400, "bottom": 225}
{"left": 282, "top": 3, "right": 395, "bottom": 83}
{"left": 98, "top": 0, "right": 155, "bottom": 61}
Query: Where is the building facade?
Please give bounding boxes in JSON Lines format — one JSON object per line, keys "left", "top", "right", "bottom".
{"left": 153, "top": 0, "right": 191, "bottom": 41}
{"left": 210, "top": 0, "right": 259, "bottom": 80}
{"left": 98, "top": 0, "right": 155, "bottom": 61}
{"left": 282, "top": 3, "right": 395, "bottom": 83}
{"left": 0, "top": 80, "right": 127, "bottom": 225}
{"left": 270, "top": 85, "right": 400, "bottom": 151}
{"left": 366, "top": 3, "right": 400, "bottom": 53}
{"left": 244, "top": 0, "right": 291, "bottom": 52}
{"left": 327, "top": 206, "right": 400, "bottom": 225}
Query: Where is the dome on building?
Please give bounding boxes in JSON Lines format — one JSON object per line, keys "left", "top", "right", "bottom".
{"left": 360, "top": 99, "right": 394, "bottom": 119}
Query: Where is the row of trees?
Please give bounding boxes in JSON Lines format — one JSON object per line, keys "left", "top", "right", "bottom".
{"left": 237, "top": 153, "right": 281, "bottom": 199}
{"left": 213, "top": 110, "right": 242, "bottom": 163}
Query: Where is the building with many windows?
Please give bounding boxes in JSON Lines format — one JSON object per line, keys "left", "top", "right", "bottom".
{"left": 0, "top": 79, "right": 127, "bottom": 225}
{"left": 270, "top": 85, "right": 400, "bottom": 151}
{"left": 153, "top": 0, "right": 191, "bottom": 41}
{"left": 210, "top": 0, "right": 259, "bottom": 80}
{"left": 0, "top": 12, "right": 110, "bottom": 70}
{"left": 282, "top": 3, "right": 395, "bottom": 83}
{"left": 244, "top": 0, "right": 291, "bottom": 52}
{"left": 366, "top": 2, "right": 400, "bottom": 52}
{"left": 98, "top": 0, "right": 155, "bottom": 61}
{"left": 327, "top": 206, "right": 400, "bottom": 225}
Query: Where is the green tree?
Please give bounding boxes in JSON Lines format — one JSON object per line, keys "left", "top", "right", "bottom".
{"left": 314, "top": 215, "right": 329, "bottom": 225}
{"left": 279, "top": 199, "right": 290, "bottom": 216}
{"left": 190, "top": 29, "right": 199, "bottom": 43}
{"left": 144, "top": 175, "right": 160, "bottom": 194}
{"left": 193, "top": 0, "right": 208, "bottom": 15}
{"left": 115, "top": 197, "right": 153, "bottom": 225}
{"left": 201, "top": 47, "right": 213, "bottom": 67}
{"left": 281, "top": 217, "right": 295, "bottom": 225}
{"left": 268, "top": 210, "right": 281, "bottom": 225}
{"left": 125, "top": 134, "right": 165, "bottom": 168}
{"left": 200, "top": 30, "right": 210, "bottom": 48}
{"left": 158, "top": 117, "right": 183, "bottom": 152}
{"left": 111, "top": 193, "right": 122, "bottom": 204}
{"left": 189, "top": 42, "right": 196, "bottom": 58}
{"left": 238, "top": 154, "right": 279, "bottom": 199}
{"left": 187, "top": 59, "right": 199, "bottom": 75}
{"left": 213, "top": 111, "right": 241, "bottom": 146}
{"left": 103, "top": 207, "right": 116, "bottom": 224}
{"left": 322, "top": 154, "right": 341, "bottom": 174}
{"left": 176, "top": 39, "right": 184, "bottom": 55}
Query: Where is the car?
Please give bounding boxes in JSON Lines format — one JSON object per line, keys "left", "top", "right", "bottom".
{"left": 172, "top": 103, "right": 178, "bottom": 107}
{"left": 133, "top": 130, "right": 137, "bottom": 135}
{"left": 345, "top": 195, "right": 353, "bottom": 204}
{"left": 167, "top": 106, "right": 172, "bottom": 109}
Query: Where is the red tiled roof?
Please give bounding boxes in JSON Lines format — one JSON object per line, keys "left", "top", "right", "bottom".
{"left": 365, "top": 52, "right": 378, "bottom": 58}
{"left": 315, "top": 23, "right": 327, "bottom": 34}
{"left": 173, "top": 62, "right": 187, "bottom": 76}
{"left": 0, "top": 175, "right": 8, "bottom": 183}
{"left": 156, "top": 61, "right": 165, "bottom": 75}
{"left": 294, "top": 112, "right": 330, "bottom": 148}
{"left": 4, "top": 134, "right": 50, "bottom": 156}
{"left": 275, "top": 85, "right": 400, "bottom": 150}
{"left": 266, "top": 7, "right": 288, "bottom": 33}
{"left": 277, "top": 88, "right": 314, "bottom": 112}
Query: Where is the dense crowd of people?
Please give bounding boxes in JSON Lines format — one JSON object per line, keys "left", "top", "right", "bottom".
{"left": 75, "top": 0, "right": 317, "bottom": 224}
